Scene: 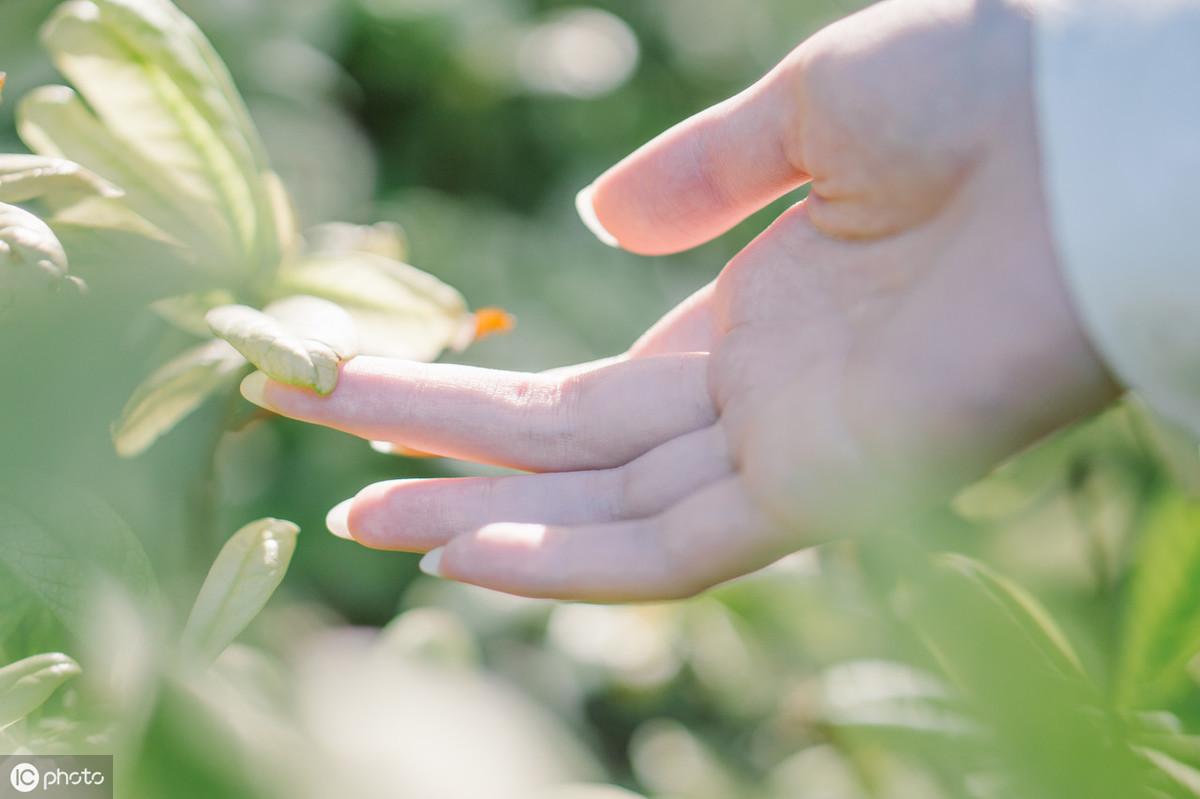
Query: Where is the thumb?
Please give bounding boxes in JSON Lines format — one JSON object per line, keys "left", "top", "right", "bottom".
{"left": 577, "top": 52, "right": 809, "bottom": 256}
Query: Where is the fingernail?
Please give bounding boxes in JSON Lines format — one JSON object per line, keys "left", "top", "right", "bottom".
{"left": 575, "top": 183, "right": 620, "bottom": 248}
{"left": 240, "top": 371, "right": 270, "bottom": 407}
{"left": 419, "top": 547, "right": 445, "bottom": 578}
{"left": 325, "top": 498, "right": 355, "bottom": 540}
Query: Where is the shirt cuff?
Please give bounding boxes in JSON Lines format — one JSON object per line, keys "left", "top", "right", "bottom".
{"left": 1034, "top": 0, "right": 1200, "bottom": 435}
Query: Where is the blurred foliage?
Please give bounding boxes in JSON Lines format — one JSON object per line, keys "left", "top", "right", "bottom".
{"left": 4, "top": 1, "right": 1200, "bottom": 798}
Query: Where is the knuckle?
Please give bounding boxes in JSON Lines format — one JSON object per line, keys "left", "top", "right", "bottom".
{"left": 791, "top": 34, "right": 898, "bottom": 189}
{"left": 543, "top": 372, "right": 614, "bottom": 467}
{"left": 547, "top": 373, "right": 585, "bottom": 448}
{"left": 514, "top": 375, "right": 584, "bottom": 466}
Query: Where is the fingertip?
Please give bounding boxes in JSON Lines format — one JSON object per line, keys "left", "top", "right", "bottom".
{"left": 241, "top": 362, "right": 352, "bottom": 419}
{"left": 341, "top": 479, "right": 449, "bottom": 551}
{"left": 325, "top": 498, "right": 355, "bottom": 540}
{"left": 576, "top": 63, "right": 810, "bottom": 257}
{"left": 419, "top": 547, "right": 445, "bottom": 578}
{"left": 575, "top": 183, "right": 621, "bottom": 249}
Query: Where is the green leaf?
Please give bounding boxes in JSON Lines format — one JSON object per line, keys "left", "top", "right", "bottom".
{"left": 0, "top": 480, "right": 157, "bottom": 635}
{"left": 273, "top": 252, "right": 472, "bottom": 361}
{"left": 264, "top": 170, "right": 298, "bottom": 265}
{"left": 207, "top": 296, "right": 358, "bottom": 395}
{"left": 306, "top": 221, "right": 409, "bottom": 262}
{"left": 85, "top": 0, "right": 282, "bottom": 267}
{"left": 0, "top": 201, "right": 82, "bottom": 297}
{"left": 44, "top": 0, "right": 253, "bottom": 246}
{"left": 0, "top": 154, "right": 121, "bottom": 206}
{"left": 817, "top": 659, "right": 971, "bottom": 737}
{"left": 181, "top": 518, "right": 298, "bottom": 665}
{"left": 1140, "top": 748, "right": 1200, "bottom": 797}
{"left": 88, "top": 0, "right": 270, "bottom": 173}
{"left": 938, "top": 553, "right": 1084, "bottom": 677}
{"left": 1129, "top": 398, "right": 1200, "bottom": 496}
{"left": 538, "top": 787, "right": 648, "bottom": 799}
{"left": 1117, "top": 493, "right": 1200, "bottom": 708}
{"left": 0, "top": 653, "right": 81, "bottom": 728}
{"left": 151, "top": 290, "right": 238, "bottom": 337}
{"left": 24, "top": 0, "right": 284, "bottom": 275}
{"left": 18, "top": 84, "right": 225, "bottom": 267}
{"left": 111, "top": 338, "right": 247, "bottom": 457}
{"left": 262, "top": 295, "right": 359, "bottom": 358}
{"left": 49, "top": 195, "right": 195, "bottom": 275}
{"left": 0, "top": 564, "right": 33, "bottom": 648}
{"left": 0, "top": 202, "right": 68, "bottom": 274}
{"left": 898, "top": 551, "right": 1140, "bottom": 797}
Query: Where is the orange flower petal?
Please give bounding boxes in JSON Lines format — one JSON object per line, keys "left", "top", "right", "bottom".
{"left": 472, "top": 307, "right": 516, "bottom": 341}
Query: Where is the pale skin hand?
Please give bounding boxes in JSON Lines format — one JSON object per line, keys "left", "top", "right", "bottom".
{"left": 240, "top": 0, "right": 1119, "bottom": 601}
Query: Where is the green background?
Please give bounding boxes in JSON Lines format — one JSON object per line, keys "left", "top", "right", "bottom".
{"left": 4, "top": 2, "right": 1200, "bottom": 798}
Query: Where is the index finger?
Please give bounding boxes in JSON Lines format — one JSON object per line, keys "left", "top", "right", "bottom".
{"left": 240, "top": 354, "right": 716, "bottom": 472}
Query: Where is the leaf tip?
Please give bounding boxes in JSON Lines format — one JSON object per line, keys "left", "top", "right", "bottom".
{"left": 43, "top": 653, "right": 83, "bottom": 679}
{"left": 262, "top": 517, "right": 300, "bottom": 538}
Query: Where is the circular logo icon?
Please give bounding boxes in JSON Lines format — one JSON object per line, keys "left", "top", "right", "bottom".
{"left": 10, "top": 762, "right": 39, "bottom": 793}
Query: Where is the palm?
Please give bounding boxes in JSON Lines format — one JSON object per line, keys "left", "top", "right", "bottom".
{"left": 716, "top": 159, "right": 1108, "bottom": 554}
{"left": 242, "top": 0, "right": 1116, "bottom": 600}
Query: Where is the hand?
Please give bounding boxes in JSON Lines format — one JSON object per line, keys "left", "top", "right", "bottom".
{"left": 240, "top": 0, "right": 1117, "bottom": 601}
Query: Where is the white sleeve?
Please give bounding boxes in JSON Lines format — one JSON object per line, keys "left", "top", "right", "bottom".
{"left": 1034, "top": 0, "right": 1200, "bottom": 435}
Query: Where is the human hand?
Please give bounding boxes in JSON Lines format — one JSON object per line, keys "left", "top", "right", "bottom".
{"left": 240, "top": 0, "right": 1118, "bottom": 601}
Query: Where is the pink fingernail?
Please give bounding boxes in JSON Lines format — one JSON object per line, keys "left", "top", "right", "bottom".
{"left": 325, "top": 498, "right": 355, "bottom": 540}
{"left": 239, "top": 371, "right": 271, "bottom": 408}
{"left": 419, "top": 547, "right": 445, "bottom": 578}
{"left": 575, "top": 184, "right": 620, "bottom": 248}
